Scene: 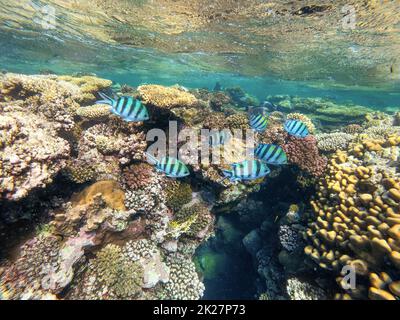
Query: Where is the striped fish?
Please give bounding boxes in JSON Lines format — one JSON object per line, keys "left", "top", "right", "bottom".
{"left": 284, "top": 120, "right": 309, "bottom": 138}
{"left": 249, "top": 114, "right": 268, "bottom": 132}
{"left": 146, "top": 153, "right": 190, "bottom": 178}
{"left": 254, "top": 144, "right": 287, "bottom": 165}
{"left": 222, "top": 160, "right": 270, "bottom": 182}
{"left": 96, "top": 92, "right": 149, "bottom": 122}
{"left": 209, "top": 130, "right": 231, "bottom": 147}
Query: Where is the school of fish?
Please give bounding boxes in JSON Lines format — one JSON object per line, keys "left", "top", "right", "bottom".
{"left": 95, "top": 92, "right": 309, "bottom": 181}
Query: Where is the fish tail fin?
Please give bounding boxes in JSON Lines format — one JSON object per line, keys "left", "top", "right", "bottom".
{"left": 145, "top": 152, "right": 158, "bottom": 165}
{"left": 96, "top": 92, "right": 114, "bottom": 105}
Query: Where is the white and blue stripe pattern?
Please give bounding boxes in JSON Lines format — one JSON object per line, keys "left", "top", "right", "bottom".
{"left": 284, "top": 120, "right": 309, "bottom": 138}
{"left": 254, "top": 144, "right": 287, "bottom": 165}
{"left": 222, "top": 160, "right": 270, "bottom": 182}
{"left": 97, "top": 92, "right": 149, "bottom": 122}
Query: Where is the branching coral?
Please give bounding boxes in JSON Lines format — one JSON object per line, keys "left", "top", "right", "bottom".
{"left": 0, "top": 106, "right": 70, "bottom": 200}
{"left": 202, "top": 112, "right": 228, "bottom": 130}
{"left": 168, "top": 202, "right": 213, "bottom": 240}
{"left": 226, "top": 113, "right": 251, "bottom": 130}
{"left": 305, "top": 135, "right": 400, "bottom": 300}
{"left": 64, "top": 160, "right": 96, "bottom": 184}
{"left": 69, "top": 244, "right": 144, "bottom": 300}
{"left": 344, "top": 124, "right": 363, "bottom": 134}
{"left": 122, "top": 162, "right": 154, "bottom": 191}
{"left": 278, "top": 225, "right": 302, "bottom": 252}
{"left": 286, "top": 277, "right": 326, "bottom": 300}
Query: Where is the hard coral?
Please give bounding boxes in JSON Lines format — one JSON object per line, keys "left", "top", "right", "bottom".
{"left": 122, "top": 162, "right": 154, "bottom": 191}
{"left": 316, "top": 132, "right": 355, "bottom": 153}
{"left": 71, "top": 180, "right": 126, "bottom": 211}
{"left": 76, "top": 104, "right": 111, "bottom": 119}
{"left": 305, "top": 136, "right": 400, "bottom": 299}
{"left": 165, "top": 181, "right": 193, "bottom": 211}
{"left": 138, "top": 84, "right": 199, "bottom": 109}
{"left": 0, "top": 106, "right": 70, "bottom": 200}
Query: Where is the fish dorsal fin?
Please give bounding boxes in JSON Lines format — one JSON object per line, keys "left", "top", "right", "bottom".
{"left": 96, "top": 92, "right": 114, "bottom": 105}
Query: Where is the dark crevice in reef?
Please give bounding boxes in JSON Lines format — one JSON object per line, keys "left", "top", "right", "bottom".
{"left": 0, "top": 174, "right": 86, "bottom": 261}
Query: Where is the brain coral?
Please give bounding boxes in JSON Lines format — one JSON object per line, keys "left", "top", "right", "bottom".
{"left": 0, "top": 106, "right": 70, "bottom": 200}
{"left": 305, "top": 134, "right": 400, "bottom": 300}
{"left": 137, "top": 84, "right": 199, "bottom": 109}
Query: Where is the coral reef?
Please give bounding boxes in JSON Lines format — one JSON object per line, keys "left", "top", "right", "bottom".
{"left": 158, "top": 254, "right": 205, "bottom": 300}
{"left": 283, "top": 135, "right": 328, "bottom": 177}
{"left": 122, "top": 162, "right": 154, "bottom": 191}
{"left": 76, "top": 104, "right": 111, "bottom": 119}
{"left": 138, "top": 85, "right": 199, "bottom": 109}
{"left": 316, "top": 132, "right": 355, "bottom": 153}
{"left": 165, "top": 180, "right": 193, "bottom": 212}
{"left": 269, "top": 95, "right": 374, "bottom": 128}
{"left": 0, "top": 106, "right": 70, "bottom": 200}
{"left": 305, "top": 133, "right": 400, "bottom": 299}
{"left": 69, "top": 243, "right": 144, "bottom": 299}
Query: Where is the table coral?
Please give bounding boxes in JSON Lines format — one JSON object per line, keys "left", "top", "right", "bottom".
{"left": 305, "top": 134, "right": 400, "bottom": 299}
{"left": 0, "top": 106, "right": 70, "bottom": 200}
{"left": 138, "top": 84, "right": 199, "bottom": 109}
{"left": 76, "top": 104, "right": 111, "bottom": 119}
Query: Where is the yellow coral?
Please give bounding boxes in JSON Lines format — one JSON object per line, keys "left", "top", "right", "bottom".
{"left": 76, "top": 104, "right": 111, "bottom": 119}
{"left": 137, "top": 84, "right": 198, "bottom": 109}
{"left": 71, "top": 180, "right": 126, "bottom": 211}
{"left": 305, "top": 143, "right": 400, "bottom": 299}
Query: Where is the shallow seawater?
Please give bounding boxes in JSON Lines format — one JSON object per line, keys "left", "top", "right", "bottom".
{"left": 0, "top": 1, "right": 400, "bottom": 301}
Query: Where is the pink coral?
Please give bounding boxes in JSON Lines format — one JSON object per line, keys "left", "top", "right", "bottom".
{"left": 282, "top": 135, "right": 327, "bottom": 177}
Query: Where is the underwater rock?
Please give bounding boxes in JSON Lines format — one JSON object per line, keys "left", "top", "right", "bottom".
{"left": 243, "top": 230, "right": 263, "bottom": 257}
